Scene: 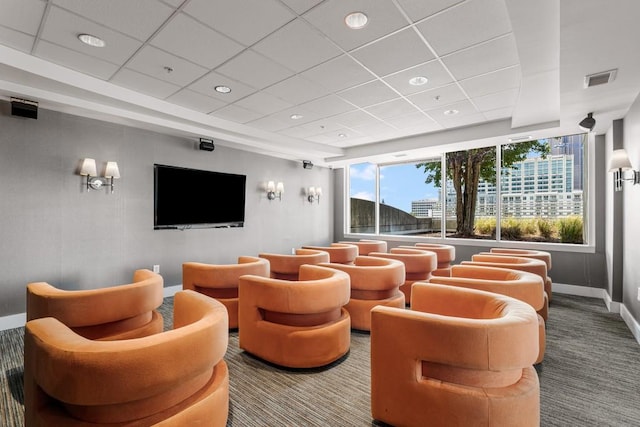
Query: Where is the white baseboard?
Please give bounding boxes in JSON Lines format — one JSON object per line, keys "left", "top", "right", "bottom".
{"left": 620, "top": 304, "right": 640, "bottom": 345}
{"left": 163, "top": 284, "right": 182, "bottom": 298}
{"left": 553, "top": 282, "right": 607, "bottom": 299}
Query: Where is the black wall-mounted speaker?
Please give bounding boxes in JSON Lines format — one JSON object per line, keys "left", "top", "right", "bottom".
{"left": 11, "top": 98, "right": 38, "bottom": 119}
{"left": 199, "top": 138, "right": 215, "bottom": 152}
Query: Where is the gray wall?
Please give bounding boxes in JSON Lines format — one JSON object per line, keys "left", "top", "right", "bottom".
{"left": 0, "top": 103, "right": 333, "bottom": 317}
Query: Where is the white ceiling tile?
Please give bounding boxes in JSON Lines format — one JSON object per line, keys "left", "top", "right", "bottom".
{"left": 40, "top": 6, "right": 142, "bottom": 64}
{"left": 334, "top": 110, "right": 382, "bottom": 129}
{"left": 306, "top": 127, "right": 362, "bottom": 144}
{"left": 303, "top": 0, "right": 408, "bottom": 51}
{"left": 247, "top": 115, "right": 292, "bottom": 132}
{"left": 472, "top": 87, "right": 519, "bottom": 112}
{"left": 235, "top": 91, "right": 292, "bottom": 116}
{"left": 212, "top": 104, "right": 264, "bottom": 124}
{"left": 417, "top": 0, "right": 512, "bottom": 56}
{"left": 263, "top": 75, "right": 329, "bottom": 105}
{"left": 427, "top": 99, "right": 478, "bottom": 120}
{"left": 383, "top": 111, "right": 435, "bottom": 129}
{"left": 351, "top": 28, "right": 435, "bottom": 77}
{"left": 366, "top": 98, "right": 421, "bottom": 120}
{"left": 408, "top": 83, "right": 468, "bottom": 111}
{"left": 159, "top": 0, "right": 182, "bottom": 7}
{"left": 301, "top": 54, "right": 375, "bottom": 92}
{"left": 438, "top": 112, "right": 487, "bottom": 128}
{"left": 165, "top": 88, "right": 227, "bottom": 113}
{"left": 52, "top": 0, "right": 175, "bottom": 41}
{"left": 442, "top": 35, "right": 519, "bottom": 80}
{"left": 383, "top": 60, "right": 454, "bottom": 96}
{"left": 252, "top": 18, "right": 341, "bottom": 73}
{"left": 215, "top": 49, "right": 294, "bottom": 90}
{"left": 278, "top": 0, "right": 323, "bottom": 15}
{"left": 482, "top": 106, "right": 512, "bottom": 121}
{"left": 267, "top": 105, "right": 321, "bottom": 127}
{"left": 0, "top": 0, "right": 46, "bottom": 35}
{"left": 34, "top": 40, "right": 120, "bottom": 80}
{"left": 394, "top": 0, "right": 464, "bottom": 23}
{"left": 110, "top": 68, "right": 181, "bottom": 99}
{"left": 126, "top": 45, "right": 208, "bottom": 86}
{"left": 338, "top": 80, "right": 399, "bottom": 108}
{"left": 0, "top": 26, "right": 35, "bottom": 53}
{"left": 187, "top": 71, "right": 257, "bottom": 103}
{"left": 184, "top": 0, "right": 295, "bottom": 46}
{"left": 299, "top": 94, "right": 356, "bottom": 117}
{"left": 150, "top": 13, "right": 244, "bottom": 69}
{"left": 280, "top": 119, "right": 343, "bottom": 138}
{"left": 459, "top": 66, "right": 521, "bottom": 98}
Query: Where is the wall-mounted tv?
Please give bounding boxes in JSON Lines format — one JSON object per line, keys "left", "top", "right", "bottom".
{"left": 154, "top": 164, "right": 246, "bottom": 229}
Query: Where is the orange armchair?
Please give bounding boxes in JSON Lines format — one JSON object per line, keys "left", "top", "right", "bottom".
{"left": 411, "top": 243, "right": 456, "bottom": 276}
{"left": 369, "top": 247, "right": 437, "bottom": 305}
{"left": 26, "top": 269, "right": 163, "bottom": 340}
{"left": 24, "top": 290, "right": 230, "bottom": 426}
{"left": 371, "top": 283, "right": 540, "bottom": 427}
{"left": 462, "top": 254, "right": 550, "bottom": 321}
{"left": 258, "top": 248, "right": 329, "bottom": 280}
{"left": 338, "top": 239, "right": 387, "bottom": 255}
{"left": 428, "top": 264, "right": 547, "bottom": 364}
{"left": 488, "top": 248, "right": 553, "bottom": 302}
{"left": 183, "top": 256, "right": 270, "bottom": 329}
{"left": 320, "top": 256, "right": 405, "bottom": 331}
{"left": 238, "top": 264, "right": 351, "bottom": 368}
{"left": 302, "top": 243, "right": 358, "bottom": 264}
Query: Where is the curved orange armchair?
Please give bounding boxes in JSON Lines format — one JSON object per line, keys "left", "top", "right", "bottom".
{"left": 183, "top": 256, "right": 270, "bottom": 329}
{"left": 302, "top": 243, "right": 358, "bottom": 264}
{"left": 26, "top": 269, "right": 163, "bottom": 340}
{"left": 428, "top": 264, "right": 546, "bottom": 364}
{"left": 411, "top": 243, "right": 456, "bottom": 276}
{"left": 488, "top": 248, "right": 553, "bottom": 302}
{"left": 238, "top": 264, "right": 351, "bottom": 368}
{"left": 258, "top": 248, "right": 329, "bottom": 280}
{"left": 463, "top": 254, "right": 550, "bottom": 320}
{"left": 24, "top": 290, "right": 230, "bottom": 426}
{"left": 371, "top": 283, "right": 540, "bottom": 427}
{"left": 320, "top": 256, "right": 405, "bottom": 331}
{"left": 338, "top": 239, "right": 387, "bottom": 255}
{"left": 369, "top": 247, "right": 437, "bottom": 305}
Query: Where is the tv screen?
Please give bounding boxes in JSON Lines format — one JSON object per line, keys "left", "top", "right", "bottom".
{"left": 154, "top": 164, "right": 246, "bottom": 229}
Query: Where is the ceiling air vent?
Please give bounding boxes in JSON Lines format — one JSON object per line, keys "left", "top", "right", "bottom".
{"left": 584, "top": 69, "right": 617, "bottom": 88}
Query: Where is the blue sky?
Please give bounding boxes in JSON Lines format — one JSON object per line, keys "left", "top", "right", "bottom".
{"left": 349, "top": 162, "right": 439, "bottom": 213}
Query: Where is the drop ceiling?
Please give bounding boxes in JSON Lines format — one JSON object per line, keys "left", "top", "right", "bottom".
{"left": 0, "top": 0, "right": 639, "bottom": 166}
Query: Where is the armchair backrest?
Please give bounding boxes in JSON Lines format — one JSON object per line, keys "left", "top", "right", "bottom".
{"left": 259, "top": 249, "right": 330, "bottom": 280}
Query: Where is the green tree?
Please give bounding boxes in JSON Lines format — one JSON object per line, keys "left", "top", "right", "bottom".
{"left": 416, "top": 141, "right": 549, "bottom": 237}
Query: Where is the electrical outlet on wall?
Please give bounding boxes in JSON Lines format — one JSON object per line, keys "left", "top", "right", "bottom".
{"left": 153, "top": 265, "right": 160, "bottom": 274}
{"left": 637, "top": 287, "right": 640, "bottom": 302}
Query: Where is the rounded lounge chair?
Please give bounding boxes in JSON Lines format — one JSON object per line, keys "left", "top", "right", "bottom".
{"left": 24, "top": 290, "right": 230, "bottom": 426}
{"left": 320, "top": 256, "right": 405, "bottom": 331}
{"left": 258, "top": 248, "right": 329, "bottom": 280}
{"left": 182, "top": 256, "right": 270, "bottom": 329}
{"left": 26, "top": 269, "right": 163, "bottom": 340}
{"left": 410, "top": 243, "right": 456, "bottom": 276}
{"left": 371, "top": 283, "right": 540, "bottom": 427}
{"left": 238, "top": 264, "right": 351, "bottom": 368}
{"left": 302, "top": 243, "right": 359, "bottom": 264}
{"left": 487, "top": 248, "right": 553, "bottom": 302}
{"left": 369, "top": 247, "right": 437, "bottom": 305}
{"left": 428, "top": 264, "right": 547, "bottom": 364}
{"left": 338, "top": 239, "right": 387, "bottom": 255}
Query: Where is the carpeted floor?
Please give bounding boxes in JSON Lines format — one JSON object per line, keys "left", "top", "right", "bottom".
{"left": 2, "top": 293, "right": 640, "bottom": 426}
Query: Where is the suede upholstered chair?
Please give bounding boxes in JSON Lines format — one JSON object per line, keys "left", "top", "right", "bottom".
{"left": 338, "top": 239, "right": 387, "bottom": 255}
{"left": 411, "top": 243, "right": 456, "bottom": 277}
{"left": 462, "top": 254, "right": 550, "bottom": 321}
{"left": 238, "top": 264, "right": 351, "bottom": 368}
{"left": 26, "top": 269, "right": 163, "bottom": 340}
{"left": 258, "top": 248, "right": 329, "bottom": 280}
{"left": 320, "top": 256, "right": 405, "bottom": 331}
{"left": 428, "top": 264, "right": 547, "bottom": 364}
{"left": 369, "top": 247, "right": 437, "bottom": 305}
{"left": 371, "top": 283, "right": 540, "bottom": 427}
{"left": 302, "top": 243, "right": 358, "bottom": 264}
{"left": 488, "top": 248, "right": 553, "bottom": 302}
{"left": 182, "top": 256, "right": 270, "bottom": 329}
{"left": 24, "top": 290, "right": 230, "bottom": 426}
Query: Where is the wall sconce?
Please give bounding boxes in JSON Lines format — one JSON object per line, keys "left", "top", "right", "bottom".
{"left": 609, "top": 149, "right": 640, "bottom": 192}
{"left": 307, "top": 186, "right": 322, "bottom": 203}
{"left": 266, "top": 181, "right": 284, "bottom": 201}
{"left": 79, "top": 158, "right": 120, "bottom": 193}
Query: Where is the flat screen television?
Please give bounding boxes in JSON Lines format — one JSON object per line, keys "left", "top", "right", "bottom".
{"left": 154, "top": 164, "right": 246, "bottom": 229}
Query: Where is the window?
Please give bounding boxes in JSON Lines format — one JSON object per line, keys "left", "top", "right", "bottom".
{"left": 349, "top": 163, "right": 376, "bottom": 234}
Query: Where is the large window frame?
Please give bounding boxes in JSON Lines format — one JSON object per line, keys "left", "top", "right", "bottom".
{"left": 345, "top": 134, "right": 595, "bottom": 252}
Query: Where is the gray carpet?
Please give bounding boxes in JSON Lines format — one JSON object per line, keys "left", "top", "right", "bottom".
{"left": 2, "top": 294, "right": 640, "bottom": 426}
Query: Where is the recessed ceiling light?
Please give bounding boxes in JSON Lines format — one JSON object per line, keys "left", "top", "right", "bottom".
{"left": 214, "top": 85, "right": 231, "bottom": 94}
{"left": 78, "top": 33, "right": 105, "bottom": 48}
{"left": 444, "top": 109, "right": 459, "bottom": 115}
{"left": 345, "top": 12, "right": 368, "bottom": 29}
{"left": 409, "top": 76, "right": 428, "bottom": 86}
{"left": 290, "top": 114, "right": 304, "bottom": 120}
{"left": 338, "top": 133, "right": 347, "bottom": 138}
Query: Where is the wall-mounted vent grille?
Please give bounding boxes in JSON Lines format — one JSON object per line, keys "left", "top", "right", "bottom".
{"left": 584, "top": 69, "right": 617, "bottom": 88}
